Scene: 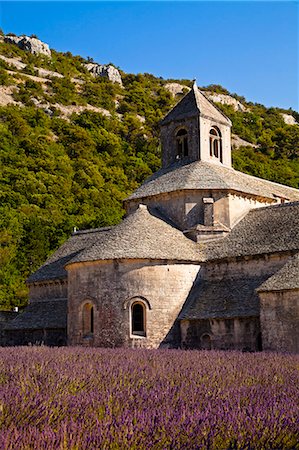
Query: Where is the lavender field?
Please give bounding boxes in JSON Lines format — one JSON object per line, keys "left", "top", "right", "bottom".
{"left": 0, "top": 348, "right": 298, "bottom": 449}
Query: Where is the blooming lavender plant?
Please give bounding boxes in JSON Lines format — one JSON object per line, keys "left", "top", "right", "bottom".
{"left": 0, "top": 348, "right": 298, "bottom": 449}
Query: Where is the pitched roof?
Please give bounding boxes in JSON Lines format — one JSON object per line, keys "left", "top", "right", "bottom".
{"left": 257, "top": 253, "right": 299, "bottom": 292}
{"left": 126, "top": 160, "right": 299, "bottom": 202}
{"left": 179, "top": 273, "right": 268, "bottom": 320}
{"left": 203, "top": 202, "right": 299, "bottom": 261}
{"left": 161, "top": 82, "right": 231, "bottom": 126}
{"left": 66, "top": 205, "right": 201, "bottom": 265}
{"left": 27, "top": 227, "right": 111, "bottom": 283}
{"left": 4, "top": 300, "right": 67, "bottom": 330}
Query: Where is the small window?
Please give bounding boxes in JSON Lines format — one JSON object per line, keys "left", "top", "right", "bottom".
{"left": 200, "top": 334, "right": 211, "bottom": 350}
{"left": 209, "top": 127, "right": 222, "bottom": 162}
{"left": 131, "top": 302, "right": 146, "bottom": 337}
{"left": 82, "top": 303, "right": 94, "bottom": 337}
{"left": 176, "top": 129, "right": 188, "bottom": 159}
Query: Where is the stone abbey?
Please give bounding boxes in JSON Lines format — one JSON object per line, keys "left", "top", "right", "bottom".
{"left": 2, "top": 83, "right": 299, "bottom": 352}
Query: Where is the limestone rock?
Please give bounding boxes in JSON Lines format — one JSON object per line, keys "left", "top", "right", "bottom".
{"left": 85, "top": 63, "right": 122, "bottom": 85}
{"left": 206, "top": 92, "right": 247, "bottom": 112}
{"left": 280, "top": 113, "right": 298, "bottom": 126}
{"left": 231, "top": 134, "right": 258, "bottom": 149}
{"left": 165, "top": 83, "right": 191, "bottom": 97}
{"left": 4, "top": 35, "right": 51, "bottom": 57}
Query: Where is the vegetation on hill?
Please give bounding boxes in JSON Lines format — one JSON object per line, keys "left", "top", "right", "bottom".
{"left": 0, "top": 38, "right": 298, "bottom": 309}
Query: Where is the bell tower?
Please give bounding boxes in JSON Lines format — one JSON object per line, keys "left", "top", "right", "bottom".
{"left": 160, "top": 81, "right": 232, "bottom": 168}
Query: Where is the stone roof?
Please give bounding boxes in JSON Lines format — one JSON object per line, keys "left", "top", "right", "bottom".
{"left": 66, "top": 204, "right": 201, "bottom": 265}
{"left": 0, "top": 311, "right": 18, "bottom": 324}
{"left": 161, "top": 83, "right": 231, "bottom": 126}
{"left": 179, "top": 273, "right": 269, "bottom": 320}
{"left": 4, "top": 300, "right": 67, "bottom": 330}
{"left": 257, "top": 253, "right": 299, "bottom": 292}
{"left": 203, "top": 202, "right": 299, "bottom": 261}
{"left": 126, "top": 159, "right": 299, "bottom": 202}
{"left": 27, "top": 227, "right": 111, "bottom": 283}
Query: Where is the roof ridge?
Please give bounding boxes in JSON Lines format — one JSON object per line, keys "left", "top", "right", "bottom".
{"left": 72, "top": 226, "right": 112, "bottom": 236}
{"left": 195, "top": 88, "right": 232, "bottom": 125}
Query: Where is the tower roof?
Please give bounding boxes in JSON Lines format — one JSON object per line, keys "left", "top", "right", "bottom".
{"left": 66, "top": 205, "right": 201, "bottom": 265}
{"left": 161, "top": 82, "right": 231, "bottom": 126}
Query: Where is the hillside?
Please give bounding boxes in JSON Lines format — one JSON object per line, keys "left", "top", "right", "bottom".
{"left": 0, "top": 32, "right": 299, "bottom": 309}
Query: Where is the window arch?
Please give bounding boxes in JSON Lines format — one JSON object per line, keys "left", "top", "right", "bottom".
{"left": 131, "top": 302, "right": 146, "bottom": 337}
{"left": 82, "top": 302, "right": 94, "bottom": 337}
{"left": 200, "top": 333, "right": 212, "bottom": 350}
{"left": 209, "top": 127, "right": 222, "bottom": 162}
{"left": 176, "top": 128, "right": 188, "bottom": 159}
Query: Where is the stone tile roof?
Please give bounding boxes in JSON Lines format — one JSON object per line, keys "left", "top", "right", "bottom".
{"left": 4, "top": 299, "right": 67, "bottom": 330}
{"left": 203, "top": 202, "right": 299, "bottom": 261}
{"left": 161, "top": 83, "right": 231, "bottom": 126}
{"left": 257, "top": 253, "right": 299, "bottom": 292}
{"left": 27, "top": 227, "right": 111, "bottom": 283}
{"left": 0, "top": 311, "right": 18, "bottom": 324}
{"left": 179, "top": 273, "right": 269, "bottom": 320}
{"left": 126, "top": 160, "right": 299, "bottom": 202}
{"left": 67, "top": 204, "right": 201, "bottom": 265}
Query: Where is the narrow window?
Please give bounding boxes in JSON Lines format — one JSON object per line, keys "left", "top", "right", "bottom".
{"left": 176, "top": 129, "right": 188, "bottom": 159}
{"left": 257, "top": 332, "right": 263, "bottom": 351}
{"left": 209, "top": 127, "right": 222, "bottom": 162}
{"left": 131, "top": 302, "right": 146, "bottom": 336}
{"left": 82, "top": 303, "right": 94, "bottom": 337}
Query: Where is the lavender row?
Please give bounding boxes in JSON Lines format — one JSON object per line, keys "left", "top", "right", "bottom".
{"left": 0, "top": 347, "right": 298, "bottom": 449}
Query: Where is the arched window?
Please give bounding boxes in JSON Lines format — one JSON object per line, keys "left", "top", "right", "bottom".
{"left": 176, "top": 129, "right": 188, "bottom": 159}
{"left": 209, "top": 127, "right": 222, "bottom": 162}
{"left": 200, "top": 333, "right": 211, "bottom": 350}
{"left": 82, "top": 302, "right": 94, "bottom": 337}
{"left": 131, "top": 302, "right": 146, "bottom": 337}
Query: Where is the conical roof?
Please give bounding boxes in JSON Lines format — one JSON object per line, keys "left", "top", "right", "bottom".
{"left": 66, "top": 205, "right": 201, "bottom": 265}
{"left": 161, "top": 82, "right": 231, "bottom": 126}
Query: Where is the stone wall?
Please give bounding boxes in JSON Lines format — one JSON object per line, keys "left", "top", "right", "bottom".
{"left": 3, "top": 328, "right": 67, "bottom": 347}
{"left": 260, "top": 289, "right": 299, "bottom": 353}
{"left": 228, "top": 193, "right": 274, "bottom": 227}
{"left": 28, "top": 280, "right": 67, "bottom": 302}
{"left": 126, "top": 189, "right": 272, "bottom": 233}
{"left": 205, "top": 253, "right": 289, "bottom": 281}
{"left": 126, "top": 190, "right": 228, "bottom": 230}
{"left": 181, "top": 317, "right": 261, "bottom": 351}
{"left": 67, "top": 259, "right": 200, "bottom": 348}
{"left": 199, "top": 116, "right": 231, "bottom": 167}
{"left": 180, "top": 253, "right": 292, "bottom": 351}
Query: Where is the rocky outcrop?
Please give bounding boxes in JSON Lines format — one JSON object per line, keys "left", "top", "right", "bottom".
{"left": 206, "top": 92, "right": 247, "bottom": 112}
{"left": 231, "top": 134, "right": 258, "bottom": 149}
{"left": 84, "top": 63, "right": 122, "bottom": 85}
{"left": 0, "top": 86, "right": 22, "bottom": 107}
{"left": 165, "top": 83, "right": 190, "bottom": 97}
{"left": 4, "top": 35, "right": 51, "bottom": 57}
{"left": 280, "top": 113, "right": 298, "bottom": 126}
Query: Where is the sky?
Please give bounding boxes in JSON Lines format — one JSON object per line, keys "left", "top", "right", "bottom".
{"left": 0, "top": 1, "right": 298, "bottom": 110}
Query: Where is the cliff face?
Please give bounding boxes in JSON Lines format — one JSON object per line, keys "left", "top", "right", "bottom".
{"left": 4, "top": 35, "right": 51, "bottom": 57}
